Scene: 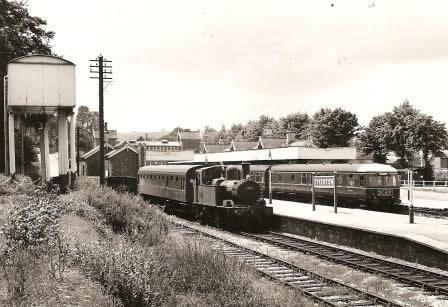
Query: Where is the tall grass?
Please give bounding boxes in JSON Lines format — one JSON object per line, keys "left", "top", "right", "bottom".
{"left": 62, "top": 185, "right": 169, "bottom": 245}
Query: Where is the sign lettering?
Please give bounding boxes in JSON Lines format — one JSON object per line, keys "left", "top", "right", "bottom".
{"left": 314, "top": 176, "right": 335, "bottom": 188}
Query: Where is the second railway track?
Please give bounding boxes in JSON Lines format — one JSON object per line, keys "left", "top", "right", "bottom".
{"left": 171, "top": 221, "right": 402, "bottom": 307}
{"left": 241, "top": 231, "right": 448, "bottom": 301}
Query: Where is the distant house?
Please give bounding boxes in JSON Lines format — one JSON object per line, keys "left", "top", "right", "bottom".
{"left": 79, "top": 144, "right": 114, "bottom": 176}
{"left": 179, "top": 131, "right": 202, "bottom": 152}
{"left": 105, "top": 142, "right": 139, "bottom": 177}
{"left": 430, "top": 150, "right": 448, "bottom": 170}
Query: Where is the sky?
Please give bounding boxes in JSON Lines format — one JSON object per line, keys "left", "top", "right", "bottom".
{"left": 27, "top": 0, "right": 448, "bottom": 133}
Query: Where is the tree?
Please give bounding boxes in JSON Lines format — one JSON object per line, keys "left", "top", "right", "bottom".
{"left": 358, "top": 115, "right": 391, "bottom": 163}
{"left": 408, "top": 113, "right": 448, "bottom": 178}
{"left": 310, "top": 108, "right": 358, "bottom": 147}
{"left": 76, "top": 106, "right": 98, "bottom": 153}
{"left": 245, "top": 115, "right": 280, "bottom": 139}
{"left": 0, "top": 0, "right": 55, "bottom": 172}
{"left": 358, "top": 101, "right": 448, "bottom": 177}
{"left": 279, "top": 112, "right": 310, "bottom": 139}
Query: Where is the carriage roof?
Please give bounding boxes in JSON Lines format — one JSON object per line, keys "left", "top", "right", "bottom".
{"left": 270, "top": 163, "right": 398, "bottom": 173}
{"left": 138, "top": 164, "right": 201, "bottom": 175}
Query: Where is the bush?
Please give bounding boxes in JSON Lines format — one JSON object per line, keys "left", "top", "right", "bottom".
{"left": 67, "top": 185, "right": 169, "bottom": 245}
{"left": 0, "top": 174, "right": 36, "bottom": 195}
{"left": 73, "top": 236, "right": 271, "bottom": 306}
{"left": 0, "top": 191, "right": 69, "bottom": 303}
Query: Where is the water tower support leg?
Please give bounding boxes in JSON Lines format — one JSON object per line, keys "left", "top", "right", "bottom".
{"left": 8, "top": 112, "right": 15, "bottom": 175}
{"left": 39, "top": 123, "right": 50, "bottom": 182}
{"left": 57, "top": 109, "right": 69, "bottom": 177}
{"left": 69, "top": 113, "right": 76, "bottom": 174}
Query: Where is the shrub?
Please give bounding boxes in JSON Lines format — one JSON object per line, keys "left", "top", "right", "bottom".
{"left": 72, "top": 236, "right": 276, "bottom": 306}
{"left": 71, "top": 185, "right": 169, "bottom": 245}
{"left": 0, "top": 191, "right": 68, "bottom": 302}
{"left": 0, "top": 174, "right": 36, "bottom": 196}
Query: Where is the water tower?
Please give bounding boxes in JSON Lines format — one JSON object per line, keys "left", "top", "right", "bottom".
{"left": 5, "top": 55, "right": 76, "bottom": 182}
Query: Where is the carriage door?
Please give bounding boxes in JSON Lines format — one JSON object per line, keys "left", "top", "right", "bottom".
{"left": 194, "top": 171, "right": 201, "bottom": 203}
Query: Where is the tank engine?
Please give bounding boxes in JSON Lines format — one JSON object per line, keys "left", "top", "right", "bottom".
{"left": 138, "top": 163, "right": 272, "bottom": 229}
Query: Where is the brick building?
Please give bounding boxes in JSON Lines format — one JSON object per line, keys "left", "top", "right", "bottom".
{"left": 105, "top": 142, "right": 139, "bottom": 177}
{"left": 79, "top": 144, "right": 113, "bottom": 176}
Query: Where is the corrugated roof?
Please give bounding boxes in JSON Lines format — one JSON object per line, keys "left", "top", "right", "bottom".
{"left": 271, "top": 163, "right": 398, "bottom": 173}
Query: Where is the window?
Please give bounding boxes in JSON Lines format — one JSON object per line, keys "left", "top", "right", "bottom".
{"left": 291, "top": 174, "right": 295, "bottom": 181}
{"left": 180, "top": 178, "right": 185, "bottom": 190}
{"left": 347, "top": 174, "right": 355, "bottom": 187}
{"left": 359, "top": 175, "right": 365, "bottom": 187}
{"left": 367, "top": 175, "right": 382, "bottom": 187}
{"left": 176, "top": 176, "right": 179, "bottom": 181}
{"left": 170, "top": 176, "right": 173, "bottom": 181}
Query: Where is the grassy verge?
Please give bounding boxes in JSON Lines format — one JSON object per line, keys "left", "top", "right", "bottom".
{"left": 1, "top": 175, "right": 312, "bottom": 306}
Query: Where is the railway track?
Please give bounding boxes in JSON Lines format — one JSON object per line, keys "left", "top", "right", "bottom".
{"left": 170, "top": 222, "right": 401, "bottom": 307}
{"left": 409, "top": 206, "right": 448, "bottom": 219}
{"left": 241, "top": 231, "right": 448, "bottom": 301}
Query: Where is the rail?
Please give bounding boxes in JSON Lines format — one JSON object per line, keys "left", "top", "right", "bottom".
{"left": 171, "top": 221, "right": 401, "bottom": 307}
{"left": 242, "top": 231, "right": 448, "bottom": 300}
{"left": 400, "top": 180, "right": 448, "bottom": 188}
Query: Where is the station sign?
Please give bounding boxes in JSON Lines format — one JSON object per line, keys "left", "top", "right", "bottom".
{"left": 313, "top": 176, "right": 335, "bottom": 188}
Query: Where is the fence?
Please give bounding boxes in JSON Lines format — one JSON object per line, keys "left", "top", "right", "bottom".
{"left": 400, "top": 180, "right": 448, "bottom": 188}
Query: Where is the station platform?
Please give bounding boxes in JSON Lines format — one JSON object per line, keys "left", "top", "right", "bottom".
{"left": 400, "top": 188, "right": 448, "bottom": 209}
{"left": 269, "top": 199, "right": 448, "bottom": 253}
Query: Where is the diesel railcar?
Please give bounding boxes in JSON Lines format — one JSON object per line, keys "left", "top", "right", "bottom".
{"left": 238, "top": 163, "right": 400, "bottom": 207}
{"left": 138, "top": 164, "right": 272, "bottom": 229}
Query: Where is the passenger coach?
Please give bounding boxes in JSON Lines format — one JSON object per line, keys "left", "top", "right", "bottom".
{"left": 241, "top": 163, "right": 400, "bottom": 207}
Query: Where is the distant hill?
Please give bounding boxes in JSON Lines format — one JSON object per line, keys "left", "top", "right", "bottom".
{"left": 118, "top": 131, "right": 167, "bottom": 142}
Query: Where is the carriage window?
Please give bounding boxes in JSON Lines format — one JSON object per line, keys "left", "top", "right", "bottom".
{"left": 359, "top": 175, "right": 365, "bottom": 186}
{"left": 367, "top": 175, "right": 382, "bottom": 187}
{"left": 176, "top": 176, "right": 179, "bottom": 181}
{"left": 291, "top": 174, "right": 294, "bottom": 181}
{"left": 383, "top": 175, "right": 397, "bottom": 187}
{"left": 170, "top": 176, "right": 173, "bottom": 181}
{"left": 181, "top": 178, "right": 185, "bottom": 190}
{"left": 342, "top": 175, "right": 348, "bottom": 186}
{"left": 347, "top": 174, "right": 355, "bottom": 187}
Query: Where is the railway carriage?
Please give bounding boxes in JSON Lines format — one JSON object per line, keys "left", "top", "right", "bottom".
{"left": 238, "top": 163, "right": 400, "bottom": 207}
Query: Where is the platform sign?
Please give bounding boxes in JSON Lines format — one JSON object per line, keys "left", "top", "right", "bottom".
{"left": 313, "top": 176, "right": 334, "bottom": 188}
{"left": 312, "top": 174, "right": 338, "bottom": 214}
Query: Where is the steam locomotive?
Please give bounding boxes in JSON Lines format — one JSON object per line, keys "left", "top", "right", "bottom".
{"left": 137, "top": 163, "right": 273, "bottom": 229}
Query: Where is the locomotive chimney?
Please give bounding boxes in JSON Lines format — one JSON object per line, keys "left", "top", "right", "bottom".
{"left": 241, "top": 162, "right": 250, "bottom": 179}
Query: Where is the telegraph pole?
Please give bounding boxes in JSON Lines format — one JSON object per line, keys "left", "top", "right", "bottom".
{"left": 89, "top": 55, "right": 112, "bottom": 185}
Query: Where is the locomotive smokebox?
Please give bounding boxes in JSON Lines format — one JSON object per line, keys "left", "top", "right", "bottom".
{"left": 242, "top": 163, "right": 250, "bottom": 179}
